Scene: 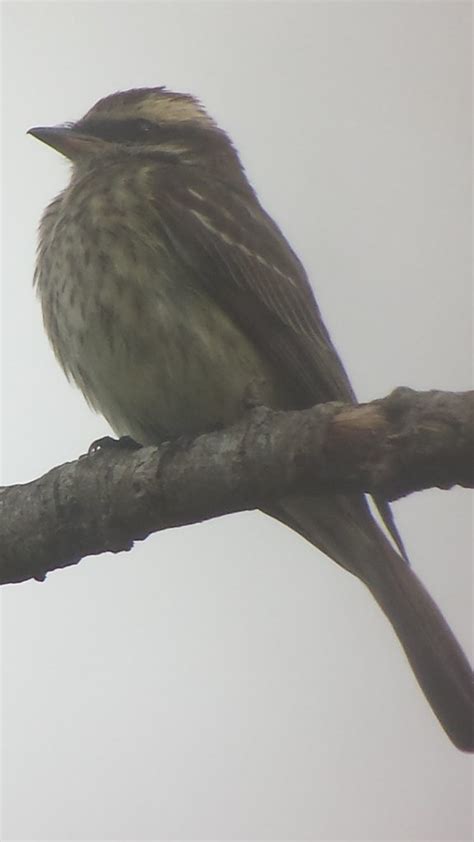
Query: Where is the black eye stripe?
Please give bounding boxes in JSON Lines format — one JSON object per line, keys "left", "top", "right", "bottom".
{"left": 74, "top": 118, "right": 158, "bottom": 143}
{"left": 72, "top": 115, "right": 217, "bottom": 155}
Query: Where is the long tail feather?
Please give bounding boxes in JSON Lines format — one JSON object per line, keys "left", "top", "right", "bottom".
{"left": 266, "top": 494, "right": 474, "bottom": 751}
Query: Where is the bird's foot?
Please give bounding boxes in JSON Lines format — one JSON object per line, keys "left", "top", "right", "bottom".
{"left": 241, "top": 378, "right": 271, "bottom": 411}
{"left": 85, "top": 435, "right": 142, "bottom": 457}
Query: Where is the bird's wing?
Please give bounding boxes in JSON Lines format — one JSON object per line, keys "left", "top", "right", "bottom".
{"left": 151, "top": 168, "right": 356, "bottom": 408}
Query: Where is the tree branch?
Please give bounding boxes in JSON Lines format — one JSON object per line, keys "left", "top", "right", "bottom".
{"left": 1, "top": 387, "right": 472, "bottom": 586}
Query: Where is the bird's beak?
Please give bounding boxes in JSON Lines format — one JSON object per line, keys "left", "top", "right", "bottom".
{"left": 27, "top": 125, "right": 102, "bottom": 160}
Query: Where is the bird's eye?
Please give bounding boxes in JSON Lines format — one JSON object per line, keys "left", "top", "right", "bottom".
{"left": 135, "top": 119, "right": 154, "bottom": 135}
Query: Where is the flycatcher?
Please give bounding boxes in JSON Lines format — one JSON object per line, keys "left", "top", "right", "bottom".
{"left": 29, "top": 87, "right": 473, "bottom": 750}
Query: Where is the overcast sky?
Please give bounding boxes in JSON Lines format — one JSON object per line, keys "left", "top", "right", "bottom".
{"left": 1, "top": 2, "right": 472, "bottom": 840}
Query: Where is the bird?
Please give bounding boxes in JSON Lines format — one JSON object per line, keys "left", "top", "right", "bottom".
{"left": 29, "top": 86, "right": 473, "bottom": 751}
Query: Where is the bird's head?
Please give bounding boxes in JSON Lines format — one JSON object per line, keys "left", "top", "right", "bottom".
{"left": 28, "top": 86, "right": 244, "bottom": 177}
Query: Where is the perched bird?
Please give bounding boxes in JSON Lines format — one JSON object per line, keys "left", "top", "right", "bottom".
{"left": 29, "top": 87, "right": 473, "bottom": 750}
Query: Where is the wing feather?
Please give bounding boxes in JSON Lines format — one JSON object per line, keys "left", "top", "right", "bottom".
{"left": 150, "top": 167, "right": 356, "bottom": 407}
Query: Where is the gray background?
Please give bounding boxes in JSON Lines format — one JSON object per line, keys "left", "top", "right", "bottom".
{"left": 1, "top": 1, "right": 472, "bottom": 840}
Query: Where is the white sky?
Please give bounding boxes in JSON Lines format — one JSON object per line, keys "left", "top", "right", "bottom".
{"left": 1, "top": 2, "right": 472, "bottom": 840}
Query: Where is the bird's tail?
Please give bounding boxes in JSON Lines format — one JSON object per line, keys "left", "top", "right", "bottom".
{"left": 265, "top": 493, "right": 474, "bottom": 752}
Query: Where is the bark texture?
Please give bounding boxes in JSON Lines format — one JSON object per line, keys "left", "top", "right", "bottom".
{"left": 1, "top": 387, "right": 472, "bottom": 586}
